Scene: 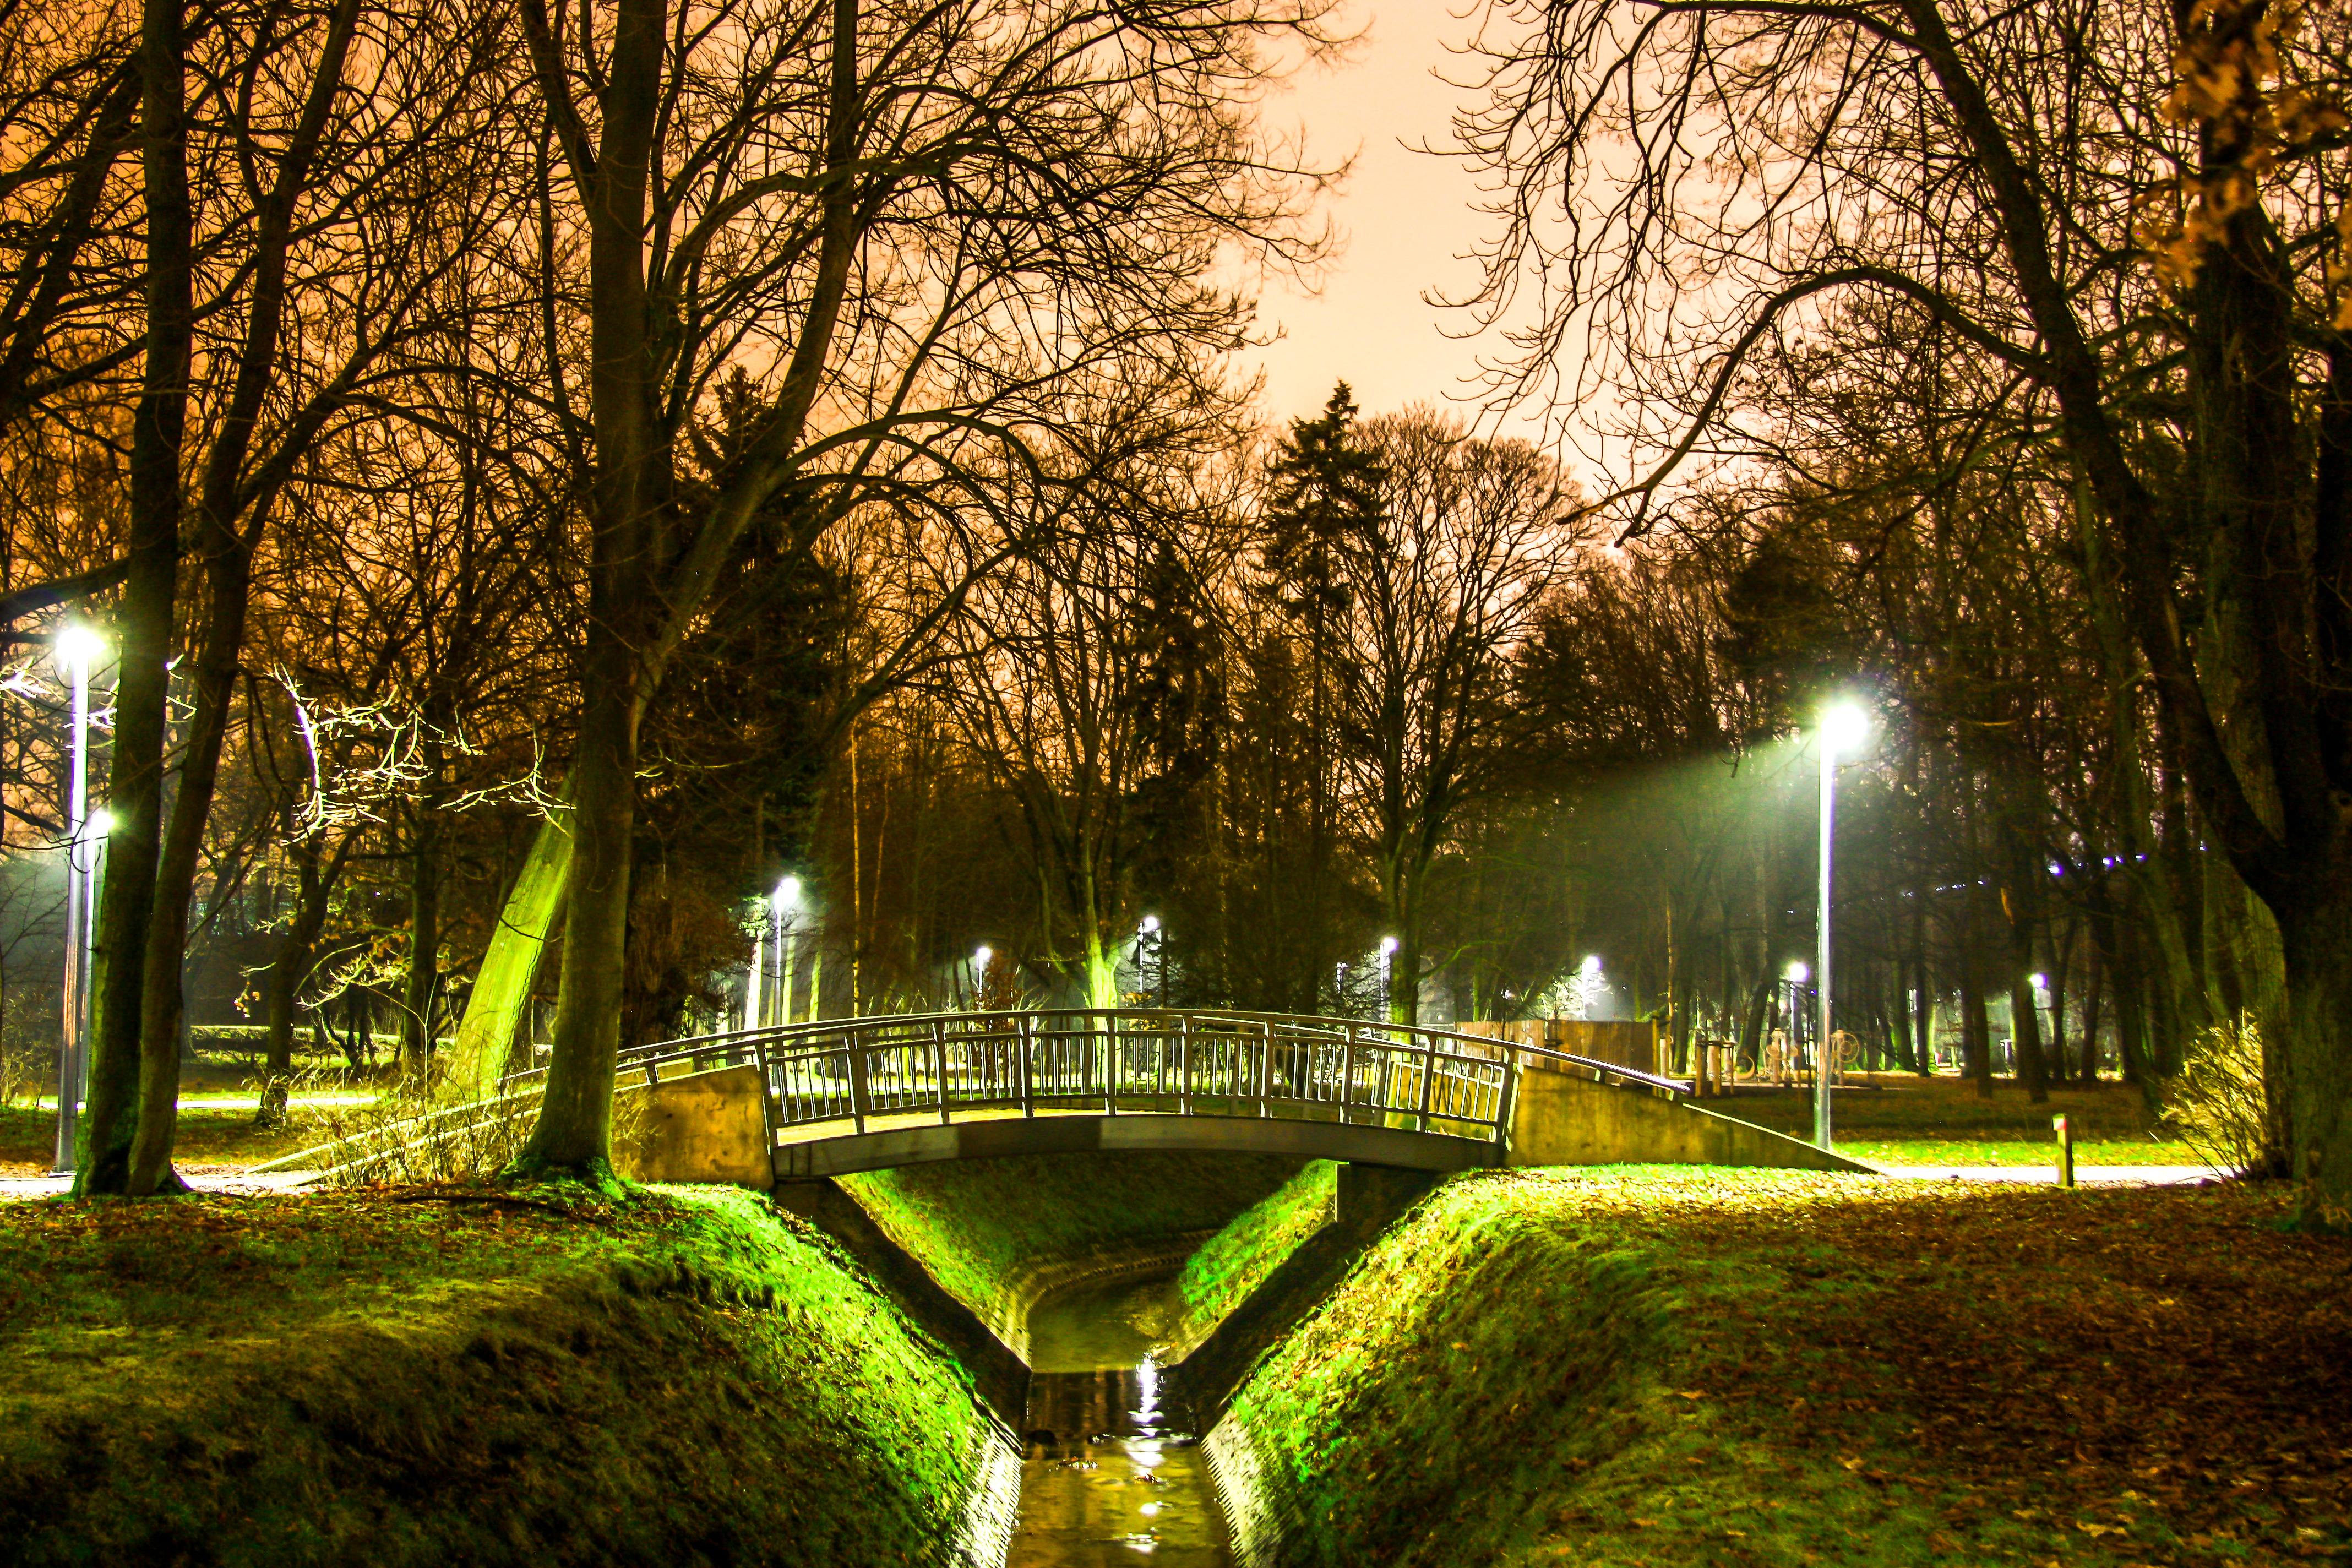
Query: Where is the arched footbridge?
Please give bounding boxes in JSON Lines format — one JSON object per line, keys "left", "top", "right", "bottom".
{"left": 603, "top": 1009, "right": 1759, "bottom": 1182}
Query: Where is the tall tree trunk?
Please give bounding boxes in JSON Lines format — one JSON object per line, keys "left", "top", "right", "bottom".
{"left": 509, "top": 0, "right": 663, "bottom": 1184}
{"left": 2001, "top": 846, "right": 2050, "bottom": 1104}
{"left": 399, "top": 798, "right": 441, "bottom": 1074}
{"left": 75, "top": 0, "right": 191, "bottom": 1196}
{"left": 255, "top": 838, "right": 329, "bottom": 1127}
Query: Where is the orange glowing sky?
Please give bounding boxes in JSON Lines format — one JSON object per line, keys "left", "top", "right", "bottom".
{"left": 1231, "top": 0, "right": 1548, "bottom": 439}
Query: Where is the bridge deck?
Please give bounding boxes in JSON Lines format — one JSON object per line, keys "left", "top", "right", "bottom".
{"left": 770, "top": 1101, "right": 1499, "bottom": 1177}
{"left": 614, "top": 1008, "right": 1690, "bottom": 1178}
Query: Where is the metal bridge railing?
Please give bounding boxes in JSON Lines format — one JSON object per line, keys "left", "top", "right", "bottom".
{"left": 575, "top": 1008, "right": 1693, "bottom": 1159}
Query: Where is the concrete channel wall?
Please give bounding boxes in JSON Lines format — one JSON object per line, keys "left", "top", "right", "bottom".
{"left": 1505, "top": 1070, "right": 1875, "bottom": 1173}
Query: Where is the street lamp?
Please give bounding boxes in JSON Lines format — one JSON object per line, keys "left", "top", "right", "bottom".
{"left": 1138, "top": 916, "right": 1164, "bottom": 1006}
{"left": 1379, "top": 935, "right": 1399, "bottom": 1021}
{"left": 972, "top": 945, "right": 992, "bottom": 1008}
{"left": 51, "top": 624, "right": 105, "bottom": 1174}
{"left": 774, "top": 876, "right": 801, "bottom": 1028}
{"left": 1815, "top": 699, "right": 1872, "bottom": 1152}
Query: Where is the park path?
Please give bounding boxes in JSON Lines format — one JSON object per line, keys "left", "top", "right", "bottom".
{"left": 0, "top": 1163, "right": 2221, "bottom": 1201}
{"left": 1868, "top": 1163, "right": 2215, "bottom": 1185}
{"left": 0, "top": 1166, "right": 318, "bottom": 1200}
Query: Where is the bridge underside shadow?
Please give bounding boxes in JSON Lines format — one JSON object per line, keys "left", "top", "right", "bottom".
{"left": 772, "top": 1112, "right": 1495, "bottom": 1180}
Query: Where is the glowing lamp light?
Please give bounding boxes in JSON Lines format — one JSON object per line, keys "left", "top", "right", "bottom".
{"left": 1580, "top": 954, "right": 1603, "bottom": 976}
{"left": 1379, "top": 935, "right": 1398, "bottom": 955}
{"left": 2030, "top": 972, "right": 2048, "bottom": 991}
{"left": 1139, "top": 915, "right": 1160, "bottom": 934}
{"left": 973, "top": 945, "right": 992, "bottom": 967}
{"left": 87, "top": 810, "right": 111, "bottom": 836}
{"left": 776, "top": 875, "right": 801, "bottom": 906}
{"left": 1820, "top": 699, "right": 1871, "bottom": 759}
{"left": 52, "top": 625, "right": 105, "bottom": 671}
{"left": 1785, "top": 961, "right": 1810, "bottom": 983}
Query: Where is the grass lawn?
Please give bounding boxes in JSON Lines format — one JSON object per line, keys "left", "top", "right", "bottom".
{"left": 1707, "top": 1074, "right": 2204, "bottom": 1167}
{"left": 1218, "top": 1166, "right": 2349, "bottom": 1567}
{"left": 0, "top": 1102, "right": 316, "bottom": 1177}
{"left": 0, "top": 1183, "right": 999, "bottom": 1565}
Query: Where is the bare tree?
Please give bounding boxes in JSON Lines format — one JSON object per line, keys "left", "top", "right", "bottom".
{"left": 488, "top": 0, "right": 1338, "bottom": 1182}
{"left": 1462, "top": 0, "right": 2352, "bottom": 1220}
{"left": 1320, "top": 409, "right": 1587, "bottom": 1022}
{"left": 77, "top": 0, "right": 526, "bottom": 1194}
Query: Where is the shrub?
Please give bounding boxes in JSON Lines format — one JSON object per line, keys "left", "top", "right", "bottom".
{"left": 2163, "top": 1012, "right": 2271, "bottom": 1177}
{"left": 277, "top": 1071, "right": 645, "bottom": 1186}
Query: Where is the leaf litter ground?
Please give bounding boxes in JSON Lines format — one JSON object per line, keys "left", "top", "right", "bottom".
{"left": 1227, "top": 1167, "right": 2348, "bottom": 1568}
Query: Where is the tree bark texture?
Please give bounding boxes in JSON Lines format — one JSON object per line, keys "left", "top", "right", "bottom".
{"left": 75, "top": 0, "right": 191, "bottom": 1197}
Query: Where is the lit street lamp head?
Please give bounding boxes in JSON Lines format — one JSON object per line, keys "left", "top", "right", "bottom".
{"left": 53, "top": 624, "right": 104, "bottom": 672}
{"left": 1139, "top": 914, "right": 1160, "bottom": 934}
{"left": 776, "top": 875, "right": 801, "bottom": 906}
{"left": 1785, "top": 960, "right": 1810, "bottom": 983}
{"left": 1379, "top": 935, "right": 1398, "bottom": 955}
{"left": 1820, "top": 699, "right": 1871, "bottom": 758}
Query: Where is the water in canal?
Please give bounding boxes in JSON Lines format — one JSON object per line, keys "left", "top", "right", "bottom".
{"left": 1009, "top": 1273, "right": 1233, "bottom": 1566}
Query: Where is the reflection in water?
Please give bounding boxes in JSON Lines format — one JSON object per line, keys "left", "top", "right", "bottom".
{"left": 1010, "top": 1275, "right": 1233, "bottom": 1567}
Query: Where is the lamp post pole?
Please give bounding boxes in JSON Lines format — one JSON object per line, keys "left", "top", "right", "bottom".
{"left": 775, "top": 876, "right": 801, "bottom": 1028}
{"left": 1815, "top": 732, "right": 1837, "bottom": 1151}
{"left": 1815, "top": 701, "right": 1870, "bottom": 1153}
{"left": 52, "top": 629, "right": 100, "bottom": 1174}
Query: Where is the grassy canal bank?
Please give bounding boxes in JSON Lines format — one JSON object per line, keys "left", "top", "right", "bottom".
{"left": 1207, "top": 1167, "right": 2350, "bottom": 1568}
{"left": 0, "top": 1184, "right": 1005, "bottom": 1566}
{"left": 1, "top": 1153, "right": 2340, "bottom": 1566}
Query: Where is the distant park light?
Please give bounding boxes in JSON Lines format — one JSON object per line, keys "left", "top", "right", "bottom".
{"left": 2030, "top": 973, "right": 2048, "bottom": 990}
{"left": 1379, "top": 935, "right": 1398, "bottom": 955}
{"left": 1139, "top": 914, "right": 1160, "bottom": 934}
{"left": 776, "top": 875, "right": 801, "bottom": 905}
{"left": 87, "top": 810, "right": 111, "bottom": 835}
{"left": 1785, "top": 961, "right": 1809, "bottom": 983}
{"left": 974, "top": 945, "right": 992, "bottom": 966}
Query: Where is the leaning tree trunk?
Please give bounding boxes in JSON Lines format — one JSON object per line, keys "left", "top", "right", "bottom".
{"left": 442, "top": 805, "right": 572, "bottom": 1099}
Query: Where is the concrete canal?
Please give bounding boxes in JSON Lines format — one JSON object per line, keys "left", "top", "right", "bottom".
{"left": 1009, "top": 1273, "right": 1234, "bottom": 1567}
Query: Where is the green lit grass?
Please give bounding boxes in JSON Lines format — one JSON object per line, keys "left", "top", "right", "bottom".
{"left": 1218, "top": 1166, "right": 2347, "bottom": 1567}
{"left": 1170, "top": 1158, "right": 1335, "bottom": 1339}
{"left": 0, "top": 1184, "right": 998, "bottom": 1565}
{"left": 0, "top": 1102, "right": 314, "bottom": 1173}
{"left": 840, "top": 1151, "right": 1302, "bottom": 1321}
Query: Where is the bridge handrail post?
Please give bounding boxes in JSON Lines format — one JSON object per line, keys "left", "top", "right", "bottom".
{"left": 1416, "top": 1030, "right": 1438, "bottom": 1131}
{"left": 933, "top": 1017, "right": 951, "bottom": 1125}
{"left": 1019, "top": 1013, "right": 1034, "bottom": 1119}
{"left": 1103, "top": 1011, "right": 1117, "bottom": 1116}
{"left": 1257, "top": 1020, "right": 1270, "bottom": 1117}
{"left": 1491, "top": 1054, "right": 1518, "bottom": 1159}
{"left": 1343, "top": 1025, "right": 1358, "bottom": 1125}
{"left": 1178, "top": 1015, "right": 1191, "bottom": 1116}
{"left": 850, "top": 1026, "right": 870, "bottom": 1134}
